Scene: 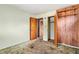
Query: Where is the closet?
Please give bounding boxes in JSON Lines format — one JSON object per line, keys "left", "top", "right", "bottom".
{"left": 56, "top": 4, "right": 79, "bottom": 47}
{"left": 48, "top": 16, "right": 54, "bottom": 41}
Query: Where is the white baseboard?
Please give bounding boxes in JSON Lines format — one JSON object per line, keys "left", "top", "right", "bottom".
{"left": 58, "top": 43, "right": 79, "bottom": 49}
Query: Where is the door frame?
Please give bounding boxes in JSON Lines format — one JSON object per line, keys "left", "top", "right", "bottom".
{"left": 48, "top": 16, "right": 54, "bottom": 41}
{"left": 54, "top": 15, "right": 58, "bottom": 47}
{"left": 48, "top": 16, "right": 58, "bottom": 47}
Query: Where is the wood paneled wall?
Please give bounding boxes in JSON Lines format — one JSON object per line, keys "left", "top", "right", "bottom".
{"left": 56, "top": 4, "right": 79, "bottom": 47}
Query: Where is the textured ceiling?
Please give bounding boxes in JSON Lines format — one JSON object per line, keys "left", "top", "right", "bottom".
{"left": 12, "top": 4, "right": 72, "bottom": 15}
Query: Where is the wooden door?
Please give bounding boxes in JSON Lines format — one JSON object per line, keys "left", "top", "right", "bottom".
{"left": 30, "top": 17, "right": 37, "bottom": 40}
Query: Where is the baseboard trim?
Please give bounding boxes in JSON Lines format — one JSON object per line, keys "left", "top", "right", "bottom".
{"left": 58, "top": 43, "right": 79, "bottom": 49}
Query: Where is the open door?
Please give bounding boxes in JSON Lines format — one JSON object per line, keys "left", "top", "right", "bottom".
{"left": 30, "top": 17, "right": 37, "bottom": 40}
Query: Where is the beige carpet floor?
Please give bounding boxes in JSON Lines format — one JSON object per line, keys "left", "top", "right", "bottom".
{"left": 0, "top": 39, "right": 79, "bottom": 54}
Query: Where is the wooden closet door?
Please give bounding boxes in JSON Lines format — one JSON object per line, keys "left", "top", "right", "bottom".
{"left": 75, "top": 8, "right": 79, "bottom": 47}
{"left": 57, "top": 5, "right": 79, "bottom": 47}
{"left": 59, "top": 17, "right": 66, "bottom": 44}
{"left": 30, "top": 17, "right": 37, "bottom": 40}
{"left": 65, "top": 9, "right": 74, "bottom": 45}
{"left": 57, "top": 11, "right": 66, "bottom": 44}
{"left": 65, "top": 15, "right": 76, "bottom": 45}
{"left": 77, "top": 13, "right": 79, "bottom": 47}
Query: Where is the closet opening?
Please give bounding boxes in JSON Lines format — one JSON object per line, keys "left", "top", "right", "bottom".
{"left": 48, "top": 16, "right": 54, "bottom": 42}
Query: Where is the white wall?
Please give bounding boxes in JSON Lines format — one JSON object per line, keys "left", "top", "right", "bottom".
{"left": 36, "top": 11, "right": 56, "bottom": 41}
{"left": 43, "top": 17, "right": 48, "bottom": 41}
{"left": 36, "top": 11, "right": 56, "bottom": 18}
{"left": 0, "top": 5, "right": 56, "bottom": 49}
{"left": 0, "top": 5, "right": 33, "bottom": 49}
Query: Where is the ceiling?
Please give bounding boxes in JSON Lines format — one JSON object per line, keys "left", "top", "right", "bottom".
{"left": 12, "top": 4, "right": 72, "bottom": 15}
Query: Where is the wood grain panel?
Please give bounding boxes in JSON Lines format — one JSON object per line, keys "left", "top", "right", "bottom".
{"left": 54, "top": 15, "right": 58, "bottom": 47}
{"left": 76, "top": 8, "right": 79, "bottom": 47}
{"left": 30, "top": 17, "right": 37, "bottom": 40}
{"left": 56, "top": 4, "right": 79, "bottom": 47}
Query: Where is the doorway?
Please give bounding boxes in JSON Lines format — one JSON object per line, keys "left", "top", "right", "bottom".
{"left": 48, "top": 16, "right": 54, "bottom": 41}
{"left": 30, "top": 17, "right": 43, "bottom": 40}
{"left": 38, "top": 18, "right": 43, "bottom": 40}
